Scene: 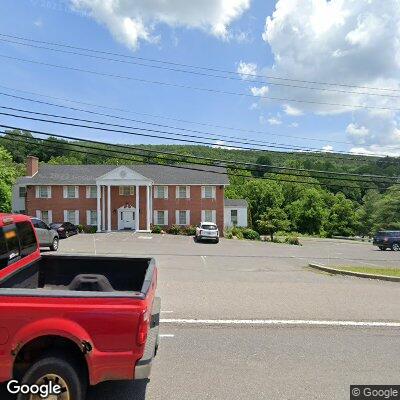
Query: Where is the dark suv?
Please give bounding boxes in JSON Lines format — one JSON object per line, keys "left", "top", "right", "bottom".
{"left": 373, "top": 231, "right": 400, "bottom": 251}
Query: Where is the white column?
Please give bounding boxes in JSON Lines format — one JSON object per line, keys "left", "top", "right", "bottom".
{"left": 135, "top": 185, "right": 140, "bottom": 231}
{"left": 101, "top": 186, "right": 105, "bottom": 231}
{"left": 146, "top": 185, "right": 151, "bottom": 231}
{"left": 107, "top": 185, "right": 111, "bottom": 232}
{"left": 96, "top": 184, "right": 101, "bottom": 232}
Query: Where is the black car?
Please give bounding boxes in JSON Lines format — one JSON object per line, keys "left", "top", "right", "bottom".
{"left": 373, "top": 231, "right": 400, "bottom": 251}
{"left": 50, "top": 222, "right": 79, "bottom": 239}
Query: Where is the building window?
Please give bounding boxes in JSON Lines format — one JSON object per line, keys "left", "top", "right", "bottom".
{"left": 231, "top": 209, "right": 238, "bottom": 226}
{"left": 36, "top": 210, "right": 52, "bottom": 224}
{"left": 19, "top": 187, "right": 26, "bottom": 198}
{"left": 202, "top": 186, "right": 216, "bottom": 199}
{"left": 177, "top": 210, "right": 189, "bottom": 225}
{"left": 65, "top": 210, "right": 79, "bottom": 225}
{"left": 176, "top": 186, "right": 189, "bottom": 199}
{"left": 119, "top": 186, "right": 134, "bottom": 196}
{"left": 86, "top": 186, "right": 97, "bottom": 199}
{"left": 203, "top": 210, "right": 216, "bottom": 223}
{"left": 87, "top": 210, "right": 97, "bottom": 226}
{"left": 154, "top": 210, "right": 168, "bottom": 226}
{"left": 154, "top": 186, "right": 168, "bottom": 199}
{"left": 64, "top": 186, "right": 79, "bottom": 199}
{"left": 36, "top": 186, "right": 51, "bottom": 199}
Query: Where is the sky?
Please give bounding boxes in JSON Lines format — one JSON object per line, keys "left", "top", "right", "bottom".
{"left": 0, "top": 0, "right": 399, "bottom": 156}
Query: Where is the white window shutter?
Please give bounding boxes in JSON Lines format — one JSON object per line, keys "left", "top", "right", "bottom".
{"left": 212, "top": 210, "right": 216, "bottom": 223}
{"left": 186, "top": 186, "right": 190, "bottom": 199}
{"left": 154, "top": 187, "right": 158, "bottom": 199}
{"left": 175, "top": 186, "right": 179, "bottom": 199}
{"left": 164, "top": 210, "right": 168, "bottom": 225}
{"left": 201, "top": 186, "right": 205, "bottom": 198}
{"left": 36, "top": 210, "right": 41, "bottom": 218}
{"left": 175, "top": 210, "right": 179, "bottom": 224}
{"left": 75, "top": 210, "right": 80, "bottom": 225}
{"left": 86, "top": 210, "right": 90, "bottom": 225}
{"left": 153, "top": 210, "right": 158, "bottom": 223}
{"left": 212, "top": 186, "right": 216, "bottom": 199}
{"left": 63, "top": 210, "right": 68, "bottom": 221}
{"left": 63, "top": 186, "right": 67, "bottom": 198}
{"left": 48, "top": 186, "right": 51, "bottom": 198}
{"left": 35, "top": 187, "right": 39, "bottom": 198}
{"left": 75, "top": 186, "right": 79, "bottom": 198}
{"left": 48, "top": 210, "right": 53, "bottom": 224}
{"left": 186, "top": 210, "right": 190, "bottom": 225}
{"left": 201, "top": 210, "right": 205, "bottom": 221}
{"left": 164, "top": 186, "right": 168, "bottom": 199}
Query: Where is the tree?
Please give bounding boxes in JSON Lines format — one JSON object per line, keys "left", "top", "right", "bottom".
{"left": 371, "top": 186, "right": 400, "bottom": 232}
{"left": 256, "top": 208, "right": 290, "bottom": 240}
{"left": 356, "top": 190, "right": 381, "bottom": 236}
{"left": 0, "top": 146, "right": 17, "bottom": 212}
{"left": 251, "top": 155, "right": 272, "bottom": 178}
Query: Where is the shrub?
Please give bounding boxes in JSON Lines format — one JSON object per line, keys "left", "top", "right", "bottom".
{"left": 225, "top": 231, "right": 233, "bottom": 239}
{"left": 167, "top": 225, "right": 182, "bottom": 235}
{"left": 151, "top": 225, "right": 163, "bottom": 234}
{"left": 77, "top": 224, "right": 84, "bottom": 233}
{"left": 82, "top": 225, "right": 97, "bottom": 234}
{"left": 242, "top": 228, "right": 260, "bottom": 241}
{"left": 285, "top": 235, "right": 301, "bottom": 246}
{"left": 183, "top": 225, "right": 197, "bottom": 236}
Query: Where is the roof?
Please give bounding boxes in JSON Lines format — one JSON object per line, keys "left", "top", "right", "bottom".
{"left": 224, "top": 199, "right": 248, "bottom": 208}
{"left": 16, "top": 164, "right": 229, "bottom": 185}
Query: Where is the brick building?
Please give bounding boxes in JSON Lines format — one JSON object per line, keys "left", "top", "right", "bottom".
{"left": 12, "top": 156, "right": 248, "bottom": 232}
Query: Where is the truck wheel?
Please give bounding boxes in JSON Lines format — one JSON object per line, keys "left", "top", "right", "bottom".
{"left": 50, "top": 237, "right": 59, "bottom": 251}
{"left": 392, "top": 242, "right": 400, "bottom": 251}
{"left": 17, "top": 354, "right": 85, "bottom": 400}
{"left": 379, "top": 246, "right": 385, "bottom": 251}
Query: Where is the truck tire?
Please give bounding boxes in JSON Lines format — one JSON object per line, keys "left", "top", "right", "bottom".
{"left": 17, "top": 354, "right": 86, "bottom": 400}
{"left": 379, "top": 246, "right": 385, "bottom": 251}
{"left": 50, "top": 237, "right": 59, "bottom": 251}
{"left": 392, "top": 242, "right": 400, "bottom": 251}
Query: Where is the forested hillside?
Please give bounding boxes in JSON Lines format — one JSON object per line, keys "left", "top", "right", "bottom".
{"left": 1, "top": 129, "right": 400, "bottom": 237}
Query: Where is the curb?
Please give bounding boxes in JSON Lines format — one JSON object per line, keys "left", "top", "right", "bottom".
{"left": 308, "top": 263, "right": 400, "bottom": 283}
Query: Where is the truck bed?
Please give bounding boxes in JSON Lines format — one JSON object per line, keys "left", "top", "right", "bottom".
{"left": 0, "top": 254, "right": 155, "bottom": 297}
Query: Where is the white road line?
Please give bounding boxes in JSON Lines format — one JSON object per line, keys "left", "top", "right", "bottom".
{"left": 160, "top": 319, "right": 400, "bottom": 328}
{"left": 200, "top": 255, "right": 207, "bottom": 266}
{"left": 161, "top": 311, "right": 174, "bottom": 314}
{"left": 159, "top": 334, "right": 175, "bottom": 338}
{"left": 93, "top": 237, "right": 97, "bottom": 255}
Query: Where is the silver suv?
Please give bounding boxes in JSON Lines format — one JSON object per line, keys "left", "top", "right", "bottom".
{"left": 195, "top": 222, "right": 220, "bottom": 243}
{"left": 30, "top": 217, "right": 59, "bottom": 251}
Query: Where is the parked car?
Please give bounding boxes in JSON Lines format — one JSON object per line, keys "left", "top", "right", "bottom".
{"left": 50, "top": 222, "right": 79, "bottom": 238}
{"left": 195, "top": 222, "right": 219, "bottom": 243}
{"left": 0, "top": 213, "right": 160, "bottom": 400}
{"left": 373, "top": 230, "right": 400, "bottom": 251}
{"left": 30, "top": 217, "right": 59, "bottom": 251}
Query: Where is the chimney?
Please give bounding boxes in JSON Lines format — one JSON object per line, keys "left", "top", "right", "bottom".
{"left": 26, "top": 155, "right": 39, "bottom": 177}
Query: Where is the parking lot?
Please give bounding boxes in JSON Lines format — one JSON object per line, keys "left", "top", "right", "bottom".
{"left": 3, "top": 233, "right": 398, "bottom": 399}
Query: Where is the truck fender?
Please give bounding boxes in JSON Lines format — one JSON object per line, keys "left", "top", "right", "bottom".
{"left": 11, "top": 318, "right": 94, "bottom": 358}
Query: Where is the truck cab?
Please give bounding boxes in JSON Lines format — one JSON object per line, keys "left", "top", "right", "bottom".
{"left": 0, "top": 213, "right": 160, "bottom": 400}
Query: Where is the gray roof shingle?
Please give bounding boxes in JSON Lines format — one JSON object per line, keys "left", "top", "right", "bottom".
{"left": 16, "top": 164, "right": 229, "bottom": 185}
{"left": 224, "top": 199, "right": 248, "bottom": 207}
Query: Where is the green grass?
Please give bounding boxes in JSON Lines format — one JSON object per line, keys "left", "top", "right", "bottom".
{"left": 334, "top": 266, "right": 400, "bottom": 277}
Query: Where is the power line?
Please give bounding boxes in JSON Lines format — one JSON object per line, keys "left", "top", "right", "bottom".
{"left": 0, "top": 130, "right": 389, "bottom": 191}
{"left": 0, "top": 83, "right": 355, "bottom": 146}
{"left": 2, "top": 36, "right": 400, "bottom": 100}
{"left": 0, "top": 124, "right": 396, "bottom": 187}
{"left": 3, "top": 53, "right": 400, "bottom": 114}
{"left": 1, "top": 32, "right": 399, "bottom": 94}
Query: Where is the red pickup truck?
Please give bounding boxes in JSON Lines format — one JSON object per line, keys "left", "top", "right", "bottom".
{"left": 0, "top": 213, "right": 160, "bottom": 400}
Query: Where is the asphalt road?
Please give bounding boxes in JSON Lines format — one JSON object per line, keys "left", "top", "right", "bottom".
{"left": 3, "top": 233, "right": 398, "bottom": 399}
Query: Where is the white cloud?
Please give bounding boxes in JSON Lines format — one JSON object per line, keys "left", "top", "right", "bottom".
{"left": 249, "top": 0, "right": 400, "bottom": 154}
{"left": 289, "top": 122, "right": 299, "bottom": 128}
{"left": 34, "top": 19, "right": 43, "bottom": 28}
{"left": 70, "top": 0, "right": 251, "bottom": 49}
{"left": 283, "top": 104, "right": 303, "bottom": 116}
{"left": 250, "top": 85, "right": 269, "bottom": 97}
{"left": 267, "top": 116, "right": 282, "bottom": 125}
{"left": 237, "top": 61, "right": 258, "bottom": 80}
{"left": 322, "top": 145, "right": 333, "bottom": 153}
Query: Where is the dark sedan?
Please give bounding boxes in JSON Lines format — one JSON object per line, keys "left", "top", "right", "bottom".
{"left": 50, "top": 222, "right": 79, "bottom": 239}
{"left": 373, "top": 230, "right": 400, "bottom": 251}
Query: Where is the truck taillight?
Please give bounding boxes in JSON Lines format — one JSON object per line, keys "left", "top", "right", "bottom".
{"left": 137, "top": 309, "right": 150, "bottom": 346}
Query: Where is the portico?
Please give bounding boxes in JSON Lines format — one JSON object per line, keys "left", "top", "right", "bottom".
{"left": 95, "top": 166, "right": 153, "bottom": 232}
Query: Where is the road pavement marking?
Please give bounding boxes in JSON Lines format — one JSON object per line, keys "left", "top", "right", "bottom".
{"left": 201, "top": 256, "right": 207, "bottom": 266}
{"left": 160, "top": 319, "right": 400, "bottom": 328}
{"left": 139, "top": 236, "right": 153, "bottom": 239}
{"left": 161, "top": 311, "right": 174, "bottom": 314}
{"left": 93, "top": 237, "right": 97, "bottom": 255}
{"left": 159, "top": 334, "right": 175, "bottom": 338}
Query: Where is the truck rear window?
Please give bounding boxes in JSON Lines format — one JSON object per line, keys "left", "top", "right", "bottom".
{"left": 0, "top": 222, "right": 37, "bottom": 270}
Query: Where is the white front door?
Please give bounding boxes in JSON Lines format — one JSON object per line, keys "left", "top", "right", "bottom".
{"left": 121, "top": 210, "right": 135, "bottom": 229}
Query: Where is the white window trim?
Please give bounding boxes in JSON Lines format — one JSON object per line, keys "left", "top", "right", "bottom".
{"left": 201, "top": 210, "right": 216, "bottom": 223}
{"left": 176, "top": 186, "right": 190, "bottom": 199}
{"left": 63, "top": 186, "right": 79, "bottom": 199}
{"left": 154, "top": 186, "right": 168, "bottom": 199}
{"left": 64, "top": 210, "right": 79, "bottom": 225}
{"left": 35, "top": 210, "right": 53, "bottom": 224}
{"left": 35, "top": 186, "right": 51, "bottom": 199}
{"left": 176, "top": 210, "right": 190, "bottom": 226}
{"left": 119, "top": 186, "right": 135, "bottom": 196}
{"left": 153, "top": 210, "right": 168, "bottom": 226}
{"left": 86, "top": 210, "right": 97, "bottom": 226}
{"left": 86, "top": 186, "right": 97, "bottom": 199}
{"left": 201, "top": 186, "right": 216, "bottom": 199}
